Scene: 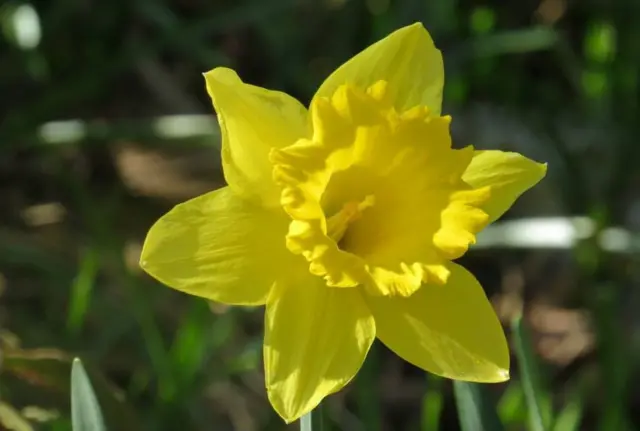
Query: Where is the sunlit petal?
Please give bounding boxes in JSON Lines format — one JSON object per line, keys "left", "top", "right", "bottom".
{"left": 140, "top": 187, "right": 294, "bottom": 305}
{"left": 204, "top": 67, "right": 309, "bottom": 206}
{"left": 315, "top": 23, "right": 444, "bottom": 114}
{"left": 463, "top": 150, "right": 547, "bottom": 223}
{"left": 368, "top": 263, "right": 509, "bottom": 382}
{"left": 264, "top": 274, "right": 375, "bottom": 422}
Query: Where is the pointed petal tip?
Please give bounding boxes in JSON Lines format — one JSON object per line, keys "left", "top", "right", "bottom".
{"left": 485, "top": 366, "right": 511, "bottom": 383}
{"left": 138, "top": 227, "right": 157, "bottom": 274}
{"left": 531, "top": 160, "right": 548, "bottom": 185}
{"left": 203, "top": 67, "right": 242, "bottom": 88}
{"left": 540, "top": 161, "right": 549, "bottom": 174}
{"left": 138, "top": 255, "right": 153, "bottom": 275}
{"left": 497, "top": 367, "right": 510, "bottom": 382}
{"left": 407, "top": 21, "right": 428, "bottom": 32}
{"left": 478, "top": 366, "right": 510, "bottom": 383}
{"left": 267, "top": 386, "right": 319, "bottom": 424}
{"left": 402, "top": 21, "right": 421, "bottom": 29}
{"left": 202, "top": 66, "right": 231, "bottom": 76}
{"left": 450, "top": 366, "right": 510, "bottom": 384}
{"left": 201, "top": 67, "right": 216, "bottom": 80}
{"left": 398, "top": 21, "right": 437, "bottom": 47}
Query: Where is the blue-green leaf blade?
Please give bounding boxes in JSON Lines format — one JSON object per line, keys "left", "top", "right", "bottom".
{"left": 71, "top": 358, "right": 106, "bottom": 431}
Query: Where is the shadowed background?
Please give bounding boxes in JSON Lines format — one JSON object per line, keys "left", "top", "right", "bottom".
{"left": 1, "top": 0, "right": 639, "bottom": 430}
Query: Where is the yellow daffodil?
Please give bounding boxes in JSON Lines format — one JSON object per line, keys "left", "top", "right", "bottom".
{"left": 140, "top": 23, "right": 546, "bottom": 423}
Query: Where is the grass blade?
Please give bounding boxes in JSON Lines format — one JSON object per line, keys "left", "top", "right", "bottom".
{"left": 552, "top": 388, "right": 584, "bottom": 431}
{"left": 67, "top": 248, "right": 99, "bottom": 334}
{"left": 355, "top": 345, "right": 381, "bottom": 431}
{"left": 421, "top": 375, "right": 444, "bottom": 430}
{"left": 512, "top": 314, "right": 552, "bottom": 431}
{"left": 497, "top": 379, "right": 527, "bottom": 426}
{"left": 71, "top": 358, "right": 106, "bottom": 431}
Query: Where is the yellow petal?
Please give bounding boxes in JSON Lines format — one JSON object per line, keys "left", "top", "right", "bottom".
{"left": 204, "top": 67, "right": 309, "bottom": 206}
{"left": 462, "top": 150, "right": 547, "bottom": 223}
{"left": 314, "top": 23, "right": 444, "bottom": 114}
{"left": 264, "top": 274, "right": 375, "bottom": 422}
{"left": 140, "top": 186, "right": 294, "bottom": 305}
{"left": 367, "top": 263, "right": 509, "bottom": 382}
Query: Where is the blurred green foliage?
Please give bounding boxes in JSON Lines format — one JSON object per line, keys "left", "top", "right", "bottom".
{"left": 2, "top": 0, "right": 640, "bottom": 430}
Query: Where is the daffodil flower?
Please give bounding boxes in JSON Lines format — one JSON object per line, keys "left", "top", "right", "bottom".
{"left": 140, "top": 23, "right": 546, "bottom": 423}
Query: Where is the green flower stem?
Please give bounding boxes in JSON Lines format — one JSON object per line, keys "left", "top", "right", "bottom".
{"left": 300, "top": 411, "right": 313, "bottom": 431}
{"left": 300, "top": 405, "right": 324, "bottom": 431}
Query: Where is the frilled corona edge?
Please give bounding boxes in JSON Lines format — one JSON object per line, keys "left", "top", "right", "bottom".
{"left": 271, "top": 82, "right": 491, "bottom": 298}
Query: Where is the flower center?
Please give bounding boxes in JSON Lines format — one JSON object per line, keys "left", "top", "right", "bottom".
{"left": 271, "top": 82, "right": 491, "bottom": 297}
{"left": 326, "top": 195, "right": 375, "bottom": 244}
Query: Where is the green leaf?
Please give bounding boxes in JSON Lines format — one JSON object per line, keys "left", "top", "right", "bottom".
{"left": 512, "top": 314, "right": 552, "bottom": 431}
{"left": 3, "top": 348, "right": 141, "bottom": 431}
{"left": 67, "top": 249, "right": 99, "bottom": 334}
{"left": 421, "top": 375, "right": 444, "bottom": 430}
{"left": 470, "top": 26, "right": 558, "bottom": 57}
{"left": 552, "top": 387, "right": 584, "bottom": 431}
{"left": 497, "top": 379, "right": 527, "bottom": 426}
{"left": 453, "top": 381, "right": 504, "bottom": 431}
{"left": 354, "top": 344, "right": 381, "bottom": 431}
{"left": 71, "top": 358, "right": 106, "bottom": 431}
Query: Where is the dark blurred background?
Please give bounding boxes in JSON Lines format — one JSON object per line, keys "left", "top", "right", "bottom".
{"left": 1, "top": 0, "right": 640, "bottom": 430}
